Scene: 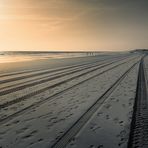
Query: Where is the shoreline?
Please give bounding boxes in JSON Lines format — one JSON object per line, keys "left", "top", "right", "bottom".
{"left": 0, "top": 55, "right": 107, "bottom": 74}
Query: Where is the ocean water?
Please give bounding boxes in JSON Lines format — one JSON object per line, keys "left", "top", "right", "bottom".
{"left": 0, "top": 51, "right": 101, "bottom": 63}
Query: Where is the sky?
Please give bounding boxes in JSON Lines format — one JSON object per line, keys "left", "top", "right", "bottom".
{"left": 0, "top": 0, "right": 148, "bottom": 51}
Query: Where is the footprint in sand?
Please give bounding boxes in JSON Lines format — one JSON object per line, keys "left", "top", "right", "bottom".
{"left": 113, "top": 117, "right": 119, "bottom": 124}
{"left": 105, "top": 114, "right": 110, "bottom": 120}
{"left": 110, "top": 97, "right": 115, "bottom": 101}
{"left": 89, "top": 144, "right": 95, "bottom": 148}
{"left": 97, "top": 145, "right": 103, "bottom": 148}
{"left": 119, "top": 121, "right": 124, "bottom": 126}
{"left": 22, "top": 130, "right": 38, "bottom": 140}
{"left": 97, "top": 112, "right": 103, "bottom": 117}
{"left": 16, "top": 127, "right": 28, "bottom": 134}
{"left": 116, "top": 99, "right": 119, "bottom": 102}
{"left": 105, "top": 104, "right": 111, "bottom": 109}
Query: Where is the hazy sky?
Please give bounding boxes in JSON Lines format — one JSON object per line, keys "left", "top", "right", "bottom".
{"left": 0, "top": 0, "right": 148, "bottom": 51}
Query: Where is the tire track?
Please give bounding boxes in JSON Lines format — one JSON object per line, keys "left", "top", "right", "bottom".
{"left": 0, "top": 55, "right": 134, "bottom": 96}
{"left": 0, "top": 56, "right": 104, "bottom": 77}
{"left": 0, "top": 55, "right": 126, "bottom": 95}
{"left": 0, "top": 56, "right": 137, "bottom": 109}
{"left": 0, "top": 55, "right": 121, "bottom": 84}
{"left": 1, "top": 56, "right": 125, "bottom": 90}
{"left": 0, "top": 54, "right": 127, "bottom": 78}
{"left": 128, "top": 56, "right": 148, "bottom": 148}
{"left": 0, "top": 57, "right": 140, "bottom": 124}
{"left": 51, "top": 59, "right": 141, "bottom": 148}
{"left": 0, "top": 58, "right": 111, "bottom": 90}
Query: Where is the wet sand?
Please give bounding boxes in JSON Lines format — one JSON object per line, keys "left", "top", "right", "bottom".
{"left": 0, "top": 54, "right": 110, "bottom": 74}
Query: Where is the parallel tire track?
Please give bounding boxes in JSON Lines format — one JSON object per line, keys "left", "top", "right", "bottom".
{"left": 1, "top": 56, "right": 128, "bottom": 91}
{"left": 0, "top": 55, "right": 133, "bottom": 96}
{"left": 0, "top": 58, "right": 113, "bottom": 90}
{"left": 0, "top": 55, "right": 128, "bottom": 78}
{"left": 0, "top": 57, "right": 104, "bottom": 78}
{"left": 0, "top": 58, "right": 140, "bottom": 123}
{"left": 0, "top": 57, "right": 124, "bottom": 96}
{"left": 128, "top": 57, "right": 148, "bottom": 148}
{"left": 0, "top": 60, "right": 100, "bottom": 84}
{"left": 0, "top": 56, "right": 136, "bottom": 109}
{"left": 50, "top": 58, "right": 141, "bottom": 148}
{"left": 0, "top": 55, "right": 121, "bottom": 84}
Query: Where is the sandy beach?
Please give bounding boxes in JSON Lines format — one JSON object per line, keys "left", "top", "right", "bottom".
{"left": 1, "top": 0, "right": 148, "bottom": 147}
{"left": 0, "top": 51, "right": 147, "bottom": 148}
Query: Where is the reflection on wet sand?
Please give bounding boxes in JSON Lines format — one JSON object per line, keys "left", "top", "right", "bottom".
{"left": 0, "top": 52, "right": 93, "bottom": 63}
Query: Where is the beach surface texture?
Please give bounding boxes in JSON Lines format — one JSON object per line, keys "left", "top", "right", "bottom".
{"left": 0, "top": 51, "right": 147, "bottom": 148}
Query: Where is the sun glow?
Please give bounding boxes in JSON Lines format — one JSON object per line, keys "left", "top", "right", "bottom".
{"left": 0, "top": 0, "right": 148, "bottom": 51}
